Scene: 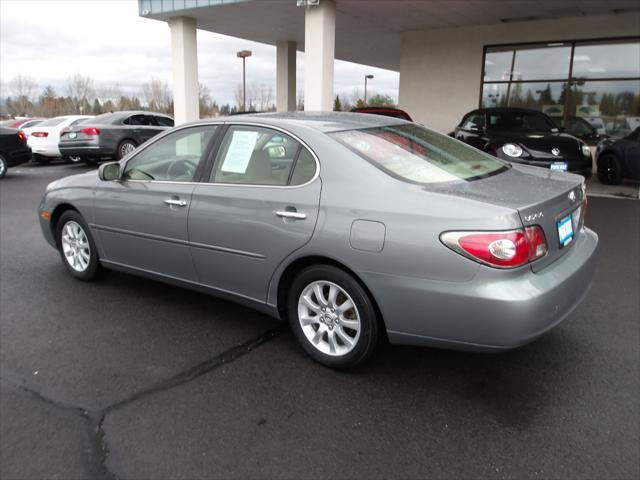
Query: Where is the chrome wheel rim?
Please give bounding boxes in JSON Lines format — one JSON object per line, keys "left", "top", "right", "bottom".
{"left": 120, "top": 142, "right": 135, "bottom": 156}
{"left": 61, "top": 221, "right": 90, "bottom": 272}
{"left": 69, "top": 156, "right": 82, "bottom": 163}
{"left": 0, "top": 158, "right": 6, "bottom": 176}
{"left": 298, "top": 280, "right": 361, "bottom": 356}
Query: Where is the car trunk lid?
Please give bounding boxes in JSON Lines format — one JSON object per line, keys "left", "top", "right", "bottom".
{"left": 427, "top": 163, "right": 586, "bottom": 271}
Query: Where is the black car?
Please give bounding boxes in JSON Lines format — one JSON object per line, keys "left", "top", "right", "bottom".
{"left": 454, "top": 108, "right": 592, "bottom": 177}
{"left": 0, "top": 127, "right": 31, "bottom": 178}
{"left": 59, "top": 111, "right": 174, "bottom": 164}
{"left": 552, "top": 116, "right": 607, "bottom": 146}
{"left": 596, "top": 127, "right": 640, "bottom": 185}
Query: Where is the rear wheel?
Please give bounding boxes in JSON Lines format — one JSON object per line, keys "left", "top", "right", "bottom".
{"left": 287, "top": 265, "right": 379, "bottom": 369}
{"left": 0, "top": 155, "right": 7, "bottom": 178}
{"left": 117, "top": 140, "right": 137, "bottom": 160}
{"left": 56, "top": 210, "right": 101, "bottom": 281}
{"left": 597, "top": 153, "right": 623, "bottom": 185}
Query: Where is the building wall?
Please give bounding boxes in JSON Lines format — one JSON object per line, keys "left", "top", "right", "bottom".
{"left": 399, "top": 13, "right": 640, "bottom": 133}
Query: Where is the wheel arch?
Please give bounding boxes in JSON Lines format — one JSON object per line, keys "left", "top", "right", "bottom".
{"left": 49, "top": 203, "right": 80, "bottom": 246}
{"left": 275, "top": 255, "right": 388, "bottom": 336}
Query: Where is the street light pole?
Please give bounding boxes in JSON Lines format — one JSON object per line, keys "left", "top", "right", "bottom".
{"left": 364, "top": 74, "right": 374, "bottom": 105}
{"left": 237, "top": 50, "right": 252, "bottom": 111}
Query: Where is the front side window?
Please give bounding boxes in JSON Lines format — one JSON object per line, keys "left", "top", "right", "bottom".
{"left": 211, "top": 126, "right": 316, "bottom": 186}
{"left": 330, "top": 124, "right": 506, "bottom": 184}
{"left": 122, "top": 126, "right": 217, "bottom": 182}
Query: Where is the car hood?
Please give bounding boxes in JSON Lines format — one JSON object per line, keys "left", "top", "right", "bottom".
{"left": 490, "top": 131, "right": 581, "bottom": 158}
{"left": 46, "top": 170, "right": 99, "bottom": 192}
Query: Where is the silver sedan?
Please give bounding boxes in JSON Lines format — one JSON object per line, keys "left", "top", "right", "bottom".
{"left": 39, "top": 112, "right": 598, "bottom": 368}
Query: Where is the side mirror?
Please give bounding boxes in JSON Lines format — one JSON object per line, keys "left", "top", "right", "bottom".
{"left": 99, "top": 162, "right": 120, "bottom": 181}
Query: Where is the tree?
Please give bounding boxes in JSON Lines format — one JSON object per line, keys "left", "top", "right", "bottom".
{"left": 36, "top": 86, "right": 58, "bottom": 117}
{"left": 333, "top": 95, "right": 342, "bottom": 111}
{"left": 367, "top": 94, "right": 395, "bottom": 107}
{"left": 142, "top": 77, "right": 172, "bottom": 113}
{"left": 9, "top": 74, "right": 37, "bottom": 115}
{"left": 92, "top": 98, "right": 102, "bottom": 115}
{"left": 66, "top": 74, "right": 95, "bottom": 113}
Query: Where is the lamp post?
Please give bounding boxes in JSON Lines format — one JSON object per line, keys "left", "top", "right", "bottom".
{"left": 364, "top": 74, "right": 374, "bottom": 105}
{"left": 237, "top": 50, "right": 252, "bottom": 111}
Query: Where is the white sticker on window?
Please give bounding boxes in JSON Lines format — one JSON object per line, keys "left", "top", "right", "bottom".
{"left": 221, "top": 130, "right": 259, "bottom": 173}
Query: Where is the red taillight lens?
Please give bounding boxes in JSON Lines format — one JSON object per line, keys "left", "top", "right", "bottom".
{"left": 32, "top": 131, "right": 48, "bottom": 137}
{"left": 80, "top": 127, "right": 100, "bottom": 136}
{"left": 441, "top": 227, "right": 548, "bottom": 269}
{"left": 17, "top": 131, "right": 26, "bottom": 142}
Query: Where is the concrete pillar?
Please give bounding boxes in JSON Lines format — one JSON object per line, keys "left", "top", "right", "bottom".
{"left": 303, "top": 0, "right": 335, "bottom": 111}
{"left": 169, "top": 16, "right": 199, "bottom": 124}
{"left": 276, "top": 41, "right": 297, "bottom": 112}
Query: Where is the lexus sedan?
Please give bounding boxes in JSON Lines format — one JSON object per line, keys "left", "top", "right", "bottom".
{"left": 59, "top": 110, "right": 174, "bottom": 164}
{"left": 0, "top": 127, "right": 31, "bottom": 178}
{"left": 39, "top": 112, "right": 598, "bottom": 368}
{"left": 455, "top": 108, "right": 593, "bottom": 177}
{"left": 596, "top": 127, "right": 640, "bottom": 184}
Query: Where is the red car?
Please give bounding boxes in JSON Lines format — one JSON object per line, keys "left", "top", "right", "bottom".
{"left": 350, "top": 107, "right": 413, "bottom": 122}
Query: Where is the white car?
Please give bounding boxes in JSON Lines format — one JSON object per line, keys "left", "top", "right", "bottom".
{"left": 26, "top": 115, "right": 93, "bottom": 163}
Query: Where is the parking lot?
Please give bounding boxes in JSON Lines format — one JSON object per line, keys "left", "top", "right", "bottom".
{"left": 1, "top": 162, "right": 638, "bottom": 479}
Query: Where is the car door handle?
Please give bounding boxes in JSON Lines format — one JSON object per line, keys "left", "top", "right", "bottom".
{"left": 164, "top": 199, "right": 188, "bottom": 207}
{"left": 275, "top": 210, "right": 307, "bottom": 220}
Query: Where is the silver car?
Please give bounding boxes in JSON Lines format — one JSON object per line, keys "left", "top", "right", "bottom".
{"left": 39, "top": 112, "right": 598, "bottom": 368}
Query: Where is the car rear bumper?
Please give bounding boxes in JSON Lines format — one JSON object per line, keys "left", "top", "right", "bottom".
{"left": 59, "top": 145, "right": 107, "bottom": 157}
{"left": 363, "top": 227, "right": 598, "bottom": 351}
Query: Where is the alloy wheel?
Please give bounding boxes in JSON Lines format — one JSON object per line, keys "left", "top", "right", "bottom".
{"left": 120, "top": 142, "right": 136, "bottom": 157}
{"left": 297, "top": 280, "right": 361, "bottom": 356}
{"left": 61, "top": 221, "right": 91, "bottom": 272}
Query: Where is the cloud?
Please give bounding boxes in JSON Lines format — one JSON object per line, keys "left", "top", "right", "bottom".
{"left": 0, "top": 0, "right": 398, "bottom": 106}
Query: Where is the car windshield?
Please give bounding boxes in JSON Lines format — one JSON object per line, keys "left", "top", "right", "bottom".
{"left": 330, "top": 124, "right": 507, "bottom": 184}
{"left": 487, "top": 112, "right": 557, "bottom": 133}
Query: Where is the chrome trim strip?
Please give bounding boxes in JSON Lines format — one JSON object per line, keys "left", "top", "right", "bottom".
{"left": 189, "top": 241, "right": 265, "bottom": 259}
{"left": 119, "top": 121, "right": 321, "bottom": 189}
{"left": 90, "top": 223, "right": 265, "bottom": 259}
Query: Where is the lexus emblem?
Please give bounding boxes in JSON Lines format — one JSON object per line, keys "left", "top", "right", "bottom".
{"left": 551, "top": 148, "right": 560, "bottom": 156}
{"left": 568, "top": 191, "right": 576, "bottom": 202}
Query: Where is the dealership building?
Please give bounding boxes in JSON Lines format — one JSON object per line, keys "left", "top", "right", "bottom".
{"left": 138, "top": 0, "right": 639, "bottom": 135}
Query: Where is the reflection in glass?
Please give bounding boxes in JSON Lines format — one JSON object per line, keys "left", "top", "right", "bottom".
{"left": 481, "top": 83, "right": 509, "bottom": 108}
{"left": 568, "top": 80, "right": 640, "bottom": 138}
{"left": 512, "top": 46, "right": 571, "bottom": 81}
{"left": 507, "top": 82, "right": 566, "bottom": 119}
{"left": 572, "top": 42, "right": 640, "bottom": 79}
{"left": 484, "top": 50, "right": 513, "bottom": 81}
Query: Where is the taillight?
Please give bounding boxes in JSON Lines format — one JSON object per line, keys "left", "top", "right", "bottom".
{"left": 81, "top": 127, "right": 100, "bottom": 136}
{"left": 32, "top": 131, "right": 48, "bottom": 137}
{"left": 17, "top": 131, "right": 26, "bottom": 142}
{"left": 441, "top": 227, "right": 547, "bottom": 269}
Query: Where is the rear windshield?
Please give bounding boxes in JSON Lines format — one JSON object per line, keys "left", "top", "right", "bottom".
{"left": 90, "top": 113, "right": 122, "bottom": 124}
{"left": 329, "top": 124, "right": 507, "bottom": 184}
{"left": 38, "top": 117, "right": 67, "bottom": 127}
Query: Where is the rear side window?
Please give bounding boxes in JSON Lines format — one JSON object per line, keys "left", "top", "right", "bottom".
{"left": 210, "top": 126, "right": 316, "bottom": 186}
{"left": 155, "top": 116, "right": 174, "bottom": 127}
{"left": 124, "top": 115, "right": 154, "bottom": 126}
{"left": 330, "top": 124, "right": 507, "bottom": 184}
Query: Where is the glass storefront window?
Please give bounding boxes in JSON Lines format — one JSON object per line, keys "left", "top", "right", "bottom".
{"left": 567, "top": 80, "right": 640, "bottom": 138}
{"left": 512, "top": 46, "right": 571, "bottom": 81}
{"left": 507, "top": 82, "right": 566, "bottom": 118}
{"left": 572, "top": 41, "right": 640, "bottom": 79}
{"left": 481, "top": 83, "right": 509, "bottom": 108}
{"left": 484, "top": 50, "right": 513, "bottom": 81}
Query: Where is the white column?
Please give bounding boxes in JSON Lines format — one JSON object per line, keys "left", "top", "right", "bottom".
{"left": 303, "top": 0, "right": 335, "bottom": 111}
{"left": 276, "top": 41, "right": 297, "bottom": 112}
{"left": 169, "top": 16, "right": 199, "bottom": 124}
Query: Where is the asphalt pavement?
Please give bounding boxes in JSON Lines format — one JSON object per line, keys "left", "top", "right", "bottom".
{"left": 1, "top": 162, "right": 638, "bottom": 480}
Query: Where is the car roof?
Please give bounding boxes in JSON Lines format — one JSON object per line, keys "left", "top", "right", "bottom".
{"left": 189, "top": 111, "right": 407, "bottom": 133}
{"left": 473, "top": 107, "right": 546, "bottom": 115}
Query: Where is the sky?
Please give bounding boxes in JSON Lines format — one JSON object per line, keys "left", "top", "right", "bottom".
{"left": 0, "top": 0, "right": 399, "bottom": 107}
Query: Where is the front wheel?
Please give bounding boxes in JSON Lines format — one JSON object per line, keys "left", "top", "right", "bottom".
{"left": 0, "top": 155, "right": 7, "bottom": 178}
{"left": 287, "top": 265, "right": 379, "bottom": 369}
{"left": 597, "top": 153, "right": 623, "bottom": 185}
{"left": 56, "top": 211, "right": 101, "bottom": 281}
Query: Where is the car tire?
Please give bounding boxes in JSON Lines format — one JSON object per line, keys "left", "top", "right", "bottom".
{"left": 56, "top": 210, "right": 101, "bottom": 281}
{"left": 597, "top": 153, "right": 623, "bottom": 185}
{"left": 287, "top": 264, "right": 379, "bottom": 369}
{"left": 33, "top": 154, "right": 50, "bottom": 165}
{"left": 0, "top": 154, "right": 7, "bottom": 178}
{"left": 117, "top": 140, "right": 137, "bottom": 160}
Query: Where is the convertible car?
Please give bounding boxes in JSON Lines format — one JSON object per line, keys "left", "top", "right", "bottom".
{"left": 39, "top": 112, "right": 598, "bottom": 368}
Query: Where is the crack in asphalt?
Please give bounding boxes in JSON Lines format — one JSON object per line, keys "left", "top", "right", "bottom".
{"left": 2, "top": 324, "right": 285, "bottom": 479}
